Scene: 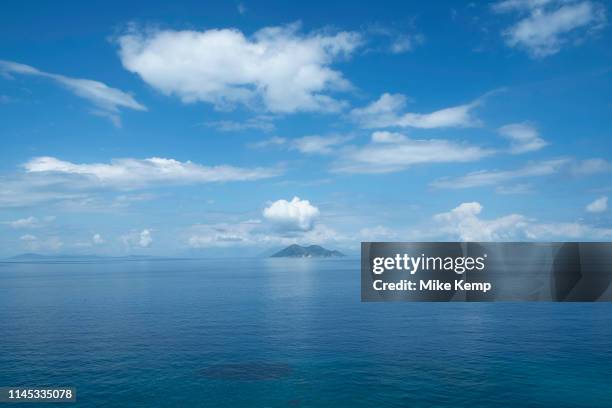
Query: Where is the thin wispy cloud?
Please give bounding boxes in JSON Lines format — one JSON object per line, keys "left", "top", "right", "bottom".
{"left": 187, "top": 220, "right": 342, "bottom": 248}
{"left": 333, "top": 131, "right": 494, "bottom": 174}
{"left": 0, "top": 60, "right": 146, "bottom": 126}
{"left": 5, "top": 215, "right": 55, "bottom": 229}
{"left": 205, "top": 116, "right": 276, "bottom": 132}
{"left": 116, "top": 22, "right": 362, "bottom": 113}
{"left": 23, "top": 156, "right": 281, "bottom": 189}
{"left": 350, "top": 92, "right": 487, "bottom": 129}
{"left": 492, "top": 0, "right": 607, "bottom": 58}
{"left": 252, "top": 134, "right": 351, "bottom": 154}
{"left": 569, "top": 158, "right": 612, "bottom": 175}
{"left": 498, "top": 122, "right": 548, "bottom": 153}
{"left": 365, "top": 23, "right": 425, "bottom": 54}
{"left": 20, "top": 234, "right": 63, "bottom": 252}
{"left": 431, "top": 158, "right": 569, "bottom": 189}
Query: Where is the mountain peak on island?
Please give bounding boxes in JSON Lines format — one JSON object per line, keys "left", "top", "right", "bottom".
{"left": 270, "top": 244, "right": 345, "bottom": 258}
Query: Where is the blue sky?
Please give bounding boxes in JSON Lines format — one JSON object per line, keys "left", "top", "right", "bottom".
{"left": 1, "top": 0, "right": 611, "bottom": 257}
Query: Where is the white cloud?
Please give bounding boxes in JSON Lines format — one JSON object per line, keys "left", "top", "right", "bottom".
{"left": 205, "top": 116, "right": 275, "bottom": 132}
{"left": 139, "top": 229, "right": 153, "bottom": 247}
{"left": 570, "top": 158, "right": 612, "bottom": 175}
{"left": 122, "top": 229, "right": 153, "bottom": 248}
{"left": 237, "top": 2, "right": 247, "bottom": 14}
{"left": 9, "top": 216, "right": 39, "bottom": 229}
{"left": 333, "top": 131, "right": 494, "bottom": 174}
{"left": 6, "top": 215, "right": 55, "bottom": 229}
{"left": 389, "top": 34, "right": 424, "bottom": 54}
{"left": 290, "top": 135, "right": 351, "bottom": 154}
{"left": 366, "top": 24, "right": 424, "bottom": 54}
{"left": 23, "top": 156, "right": 280, "bottom": 189}
{"left": 586, "top": 196, "right": 608, "bottom": 213}
{"left": 74, "top": 233, "right": 106, "bottom": 248}
{"left": 263, "top": 196, "right": 320, "bottom": 231}
{"left": 360, "top": 225, "right": 399, "bottom": 241}
{"left": 19, "top": 234, "right": 63, "bottom": 252}
{"left": 116, "top": 23, "right": 362, "bottom": 113}
{"left": 251, "top": 134, "right": 350, "bottom": 154}
{"left": 350, "top": 93, "right": 484, "bottom": 129}
{"left": 498, "top": 122, "right": 547, "bottom": 153}
{"left": 492, "top": 0, "right": 557, "bottom": 13}
{"left": 0, "top": 60, "right": 146, "bottom": 126}
{"left": 495, "top": 183, "right": 533, "bottom": 194}
{"left": 431, "top": 158, "right": 569, "bottom": 189}
{"left": 434, "top": 201, "right": 612, "bottom": 241}
{"left": 92, "top": 233, "right": 105, "bottom": 245}
{"left": 187, "top": 220, "right": 341, "bottom": 248}
{"left": 188, "top": 220, "right": 262, "bottom": 247}
{"left": 434, "top": 202, "right": 529, "bottom": 241}
{"left": 525, "top": 221, "right": 612, "bottom": 239}
{"left": 249, "top": 136, "right": 288, "bottom": 149}
{"left": 493, "top": 0, "right": 607, "bottom": 58}
{"left": 0, "top": 189, "right": 85, "bottom": 209}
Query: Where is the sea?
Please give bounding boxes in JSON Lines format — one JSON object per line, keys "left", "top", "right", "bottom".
{"left": 1, "top": 258, "right": 611, "bottom": 407}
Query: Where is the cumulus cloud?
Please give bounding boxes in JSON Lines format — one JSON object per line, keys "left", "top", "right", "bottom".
{"left": 263, "top": 196, "right": 320, "bottom": 231}
{"left": 586, "top": 196, "right": 608, "bottom": 213}
{"left": 0, "top": 60, "right": 146, "bottom": 126}
{"left": 434, "top": 201, "right": 612, "bottom": 241}
{"left": 498, "top": 122, "right": 547, "bottom": 153}
{"left": 139, "top": 229, "right": 153, "bottom": 247}
{"left": 350, "top": 93, "right": 486, "bottom": 129}
{"left": 23, "top": 156, "right": 280, "bottom": 189}
{"left": 74, "top": 233, "right": 106, "bottom": 248}
{"left": 492, "top": 0, "right": 607, "bottom": 58}
{"left": 431, "top": 158, "right": 569, "bottom": 189}
{"left": 92, "top": 233, "right": 105, "bottom": 245}
{"left": 116, "top": 23, "right": 362, "bottom": 113}
{"left": 122, "top": 229, "right": 153, "bottom": 248}
{"left": 434, "top": 202, "right": 529, "bottom": 241}
{"left": 333, "top": 131, "right": 494, "bottom": 174}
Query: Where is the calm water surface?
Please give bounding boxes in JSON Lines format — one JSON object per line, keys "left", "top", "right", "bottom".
{"left": 1, "top": 258, "right": 611, "bottom": 407}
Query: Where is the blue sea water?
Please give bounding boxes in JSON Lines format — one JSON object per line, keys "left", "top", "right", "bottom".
{"left": 1, "top": 258, "right": 611, "bottom": 407}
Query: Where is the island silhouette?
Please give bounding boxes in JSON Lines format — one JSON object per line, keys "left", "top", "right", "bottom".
{"left": 271, "top": 244, "right": 345, "bottom": 258}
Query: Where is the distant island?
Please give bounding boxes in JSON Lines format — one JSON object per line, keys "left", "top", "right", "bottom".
{"left": 270, "top": 244, "right": 345, "bottom": 258}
